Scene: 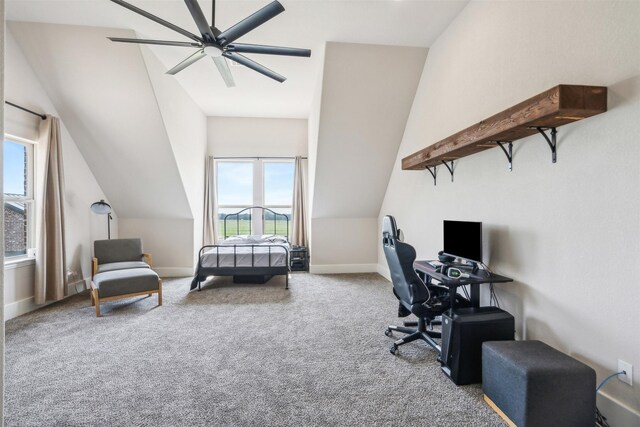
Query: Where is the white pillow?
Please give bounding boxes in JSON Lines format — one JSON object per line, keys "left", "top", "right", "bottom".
{"left": 263, "top": 235, "right": 288, "bottom": 244}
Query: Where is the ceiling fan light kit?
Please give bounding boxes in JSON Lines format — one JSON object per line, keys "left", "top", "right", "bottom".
{"left": 108, "top": 0, "right": 311, "bottom": 87}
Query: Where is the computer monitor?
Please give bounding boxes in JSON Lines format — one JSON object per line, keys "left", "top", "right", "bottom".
{"left": 443, "top": 220, "right": 482, "bottom": 264}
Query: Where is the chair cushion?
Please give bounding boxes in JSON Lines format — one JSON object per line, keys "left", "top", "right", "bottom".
{"left": 97, "top": 261, "right": 150, "bottom": 274}
{"left": 94, "top": 239, "right": 143, "bottom": 264}
{"left": 93, "top": 268, "right": 159, "bottom": 298}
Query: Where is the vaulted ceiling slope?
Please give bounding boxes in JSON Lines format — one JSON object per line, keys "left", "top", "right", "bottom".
{"left": 8, "top": 22, "right": 192, "bottom": 219}
{"left": 6, "top": 0, "right": 468, "bottom": 118}
{"left": 311, "top": 42, "right": 428, "bottom": 219}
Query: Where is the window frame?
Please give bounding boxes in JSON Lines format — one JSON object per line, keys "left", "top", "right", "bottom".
{"left": 215, "top": 158, "right": 294, "bottom": 238}
{"left": 3, "top": 134, "right": 37, "bottom": 261}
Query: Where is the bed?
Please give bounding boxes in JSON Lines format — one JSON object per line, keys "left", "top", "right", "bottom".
{"left": 190, "top": 207, "right": 290, "bottom": 291}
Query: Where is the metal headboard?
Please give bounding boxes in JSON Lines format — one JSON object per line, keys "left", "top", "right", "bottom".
{"left": 222, "top": 206, "right": 290, "bottom": 240}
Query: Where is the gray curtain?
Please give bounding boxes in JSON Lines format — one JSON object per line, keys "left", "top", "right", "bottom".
{"left": 291, "top": 156, "right": 308, "bottom": 247}
{"left": 203, "top": 156, "right": 217, "bottom": 245}
{"left": 35, "top": 116, "right": 66, "bottom": 304}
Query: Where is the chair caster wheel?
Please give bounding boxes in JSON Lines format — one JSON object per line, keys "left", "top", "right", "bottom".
{"left": 390, "top": 345, "right": 398, "bottom": 355}
{"left": 384, "top": 328, "right": 392, "bottom": 337}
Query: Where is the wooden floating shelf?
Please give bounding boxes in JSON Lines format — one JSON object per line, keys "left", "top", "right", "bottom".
{"left": 402, "top": 84, "right": 607, "bottom": 171}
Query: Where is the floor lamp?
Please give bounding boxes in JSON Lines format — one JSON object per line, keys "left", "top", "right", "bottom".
{"left": 90, "top": 199, "right": 112, "bottom": 239}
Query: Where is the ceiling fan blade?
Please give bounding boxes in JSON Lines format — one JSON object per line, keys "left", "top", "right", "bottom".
{"left": 223, "top": 52, "right": 285, "bottom": 83}
{"left": 108, "top": 37, "right": 202, "bottom": 48}
{"left": 167, "top": 50, "right": 207, "bottom": 75}
{"left": 184, "top": 0, "right": 216, "bottom": 42}
{"left": 110, "top": 0, "right": 202, "bottom": 43}
{"left": 213, "top": 56, "right": 236, "bottom": 88}
{"left": 226, "top": 43, "right": 311, "bottom": 57}
{"left": 217, "top": 1, "right": 285, "bottom": 46}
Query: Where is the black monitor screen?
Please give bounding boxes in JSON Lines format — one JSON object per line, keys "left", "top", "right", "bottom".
{"left": 443, "top": 220, "right": 482, "bottom": 263}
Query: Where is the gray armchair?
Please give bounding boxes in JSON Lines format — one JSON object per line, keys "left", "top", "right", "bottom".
{"left": 92, "top": 238, "right": 152, "bottom": 277}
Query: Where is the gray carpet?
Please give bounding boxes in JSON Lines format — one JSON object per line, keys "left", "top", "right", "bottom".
{"left": 5, "top": 273, "right": 505, "bottom": 426}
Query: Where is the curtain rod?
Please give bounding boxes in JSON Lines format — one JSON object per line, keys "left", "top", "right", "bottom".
{"left": 5, "top": 101, "right": 47, "bottom": 120}
{"left": 214, "top": 156, "right": 308, "bottom": 160}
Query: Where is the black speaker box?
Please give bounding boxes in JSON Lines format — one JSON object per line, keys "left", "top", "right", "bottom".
{"left": 440, "top": 306, "right": 514, "bottom": 385}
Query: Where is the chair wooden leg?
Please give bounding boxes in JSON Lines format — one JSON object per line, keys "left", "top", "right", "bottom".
{"left": 90, "top": 291, "right": 95, "bottom": 306}
{"left": 158, "top": 279, "right": 163, "bottom": 306}
{"left": 93, "top": 288, "right": 101, "bottom": 317}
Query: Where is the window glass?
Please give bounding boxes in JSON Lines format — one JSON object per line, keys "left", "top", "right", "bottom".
{"left": 218, "top": 207, "right": 253, "bottom": 236}
{"left": 4, "top": 138, "right": 34, "bottom": 258}
{"left": 4, "top": 140, "right": 27, "bottom": 197}
{"left": 4, "top": 202, "right": 29, "bottom": 257}
{"left": 264, "top": 162, "right": 294, "bottom": 206}
{"left": 215, "top": 159, "right": 295, "bottom": 238}
{"left": 217, "top": 162, "right": 253, "bottom": 206}
{"left": 262, "top": 207, "right": 291, "bottom": 236}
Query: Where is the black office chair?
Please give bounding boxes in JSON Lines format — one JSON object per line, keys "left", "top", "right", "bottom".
{"left": 382, "top": 215, "right": 462, "bottom": 355}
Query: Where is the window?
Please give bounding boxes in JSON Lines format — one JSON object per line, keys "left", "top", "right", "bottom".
{"left": 216, "top": 159, "right": 295, "bottom": 238}
{"left": 263, "top": 161, "right": 294, "bottom": 235}
{"left": 3, "top": 136, "right": 36, "bottom": 258}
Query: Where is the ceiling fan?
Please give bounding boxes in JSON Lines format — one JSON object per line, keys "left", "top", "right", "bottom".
{"left": 108, "top": 0, "right": 311, "bottom": 87}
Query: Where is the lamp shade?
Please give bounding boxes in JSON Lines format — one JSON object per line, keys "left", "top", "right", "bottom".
{"left": 90, "top": 200, "right": 112, "bottom": 215}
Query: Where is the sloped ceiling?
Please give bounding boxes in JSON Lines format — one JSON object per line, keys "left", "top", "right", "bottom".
{"left": 311, "top": 42, "right": 428, "bottom": 219}
{"left": 6, "top": 0, "right": 468, "bottom": 118}
{"left": 8, "top": 22, "right": 192, "bottom": 219}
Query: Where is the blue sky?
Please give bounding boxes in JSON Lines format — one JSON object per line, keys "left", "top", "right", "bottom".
{"left": 3, "top": 140, "right": 26, "bottom": 196}
{"left": 217, "top": 162, "right": 294, "bottom": 206}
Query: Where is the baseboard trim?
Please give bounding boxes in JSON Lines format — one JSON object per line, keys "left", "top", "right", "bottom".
{"left": 309, "top": 264, "right": 378, "bottom": 274}
{"left": 5, "top": 277, "right": 89, "bottom": 321}
{"left": 4, "top": 296, "right": 44, "bottom": 321}
{"left": 597, "top": 391, "right": 640, "bottom": 427}
{"left": 154, "top": 267, "right": 193, "bottom": 277}
{"left": 377, "top": 264, "right": 391, "bottom": 281}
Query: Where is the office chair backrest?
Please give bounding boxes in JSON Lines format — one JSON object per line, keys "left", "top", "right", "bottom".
{"left": 382, "top": 216, "right": 430, "bottom": 306}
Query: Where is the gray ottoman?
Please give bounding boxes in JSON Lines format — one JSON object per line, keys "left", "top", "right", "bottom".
{"left": 482, "top": 340, "right": 595, "bottom": 427}
{"left": 91, "top": 268, "right": 162, "bottom": 317}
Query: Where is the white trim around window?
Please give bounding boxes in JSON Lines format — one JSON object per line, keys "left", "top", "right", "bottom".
{"left": 3, "top": 134, "right": 37, "bottom": 262}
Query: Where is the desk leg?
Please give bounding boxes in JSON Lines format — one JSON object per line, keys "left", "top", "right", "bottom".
{"left": 470, "top": 283, "right": 481, "bottom": 308}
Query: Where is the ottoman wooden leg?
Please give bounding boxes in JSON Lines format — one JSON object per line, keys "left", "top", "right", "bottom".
{"left": 158, "top": 279, "right": 163, "bottom": 306}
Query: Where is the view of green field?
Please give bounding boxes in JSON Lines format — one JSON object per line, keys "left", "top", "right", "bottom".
{"left": 221, "top": 220, "right": 290, "bottom": 237}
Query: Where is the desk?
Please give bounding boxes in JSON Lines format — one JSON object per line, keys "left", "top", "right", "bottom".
{"left": 414, "top": 260, "right": 513, "bottom": 308}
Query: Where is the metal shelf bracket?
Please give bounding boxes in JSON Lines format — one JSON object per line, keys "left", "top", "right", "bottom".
{"left": 536, "top": 127, "right": 558, "bottom": 163}
{"left": 441, "top": 160, "right": 454, "bottom": 182}
{"left": 495, "top": 141, "right": 514, "bottom": 171}
{"left": 425, "top": 166, "right": 437, "bottom": 186}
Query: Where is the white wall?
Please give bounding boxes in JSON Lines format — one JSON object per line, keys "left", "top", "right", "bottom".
{"left": 140, "top": 45, "right": 207, "bottom": 267}
{"left": 9, "top": 22, "right": 192, "bottom": 220}
{"left": 118, "top": 218, "right": 193, "bottom": 277}
{"left": 379, "top": 0, "right": 640, "bottom": 421}
{"left": 207, "top": 117, "right": 308, "bottom": 157}
{"left": 3, "top": 28, "right": 114, "bottom": 319}
{"left": 310, "top": 218, "right": 378, "bottom": 273}
{"left": 310, "top": 42, "right": 426, "bottom": 273}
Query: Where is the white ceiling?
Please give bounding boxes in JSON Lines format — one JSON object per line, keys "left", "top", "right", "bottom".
{"left": 6, "top": 0, "right": 468, "bottom": 118}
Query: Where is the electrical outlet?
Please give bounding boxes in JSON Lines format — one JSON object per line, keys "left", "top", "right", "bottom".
{"left": 618, "top": 360, "right": 633, "bottom": 386}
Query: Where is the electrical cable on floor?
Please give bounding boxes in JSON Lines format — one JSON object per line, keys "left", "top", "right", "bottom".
{"left": 594, "top": 370, "right": 626, "bottom": 427}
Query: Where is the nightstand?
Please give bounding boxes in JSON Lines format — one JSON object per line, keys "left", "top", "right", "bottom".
{"left": 289, "top": 246, "right": 308, "bottom": 272}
